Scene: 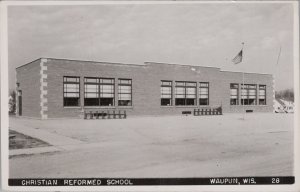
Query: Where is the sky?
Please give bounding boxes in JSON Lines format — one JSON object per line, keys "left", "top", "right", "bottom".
{"left": 7, "top": 2, "right": 295, "bottom": 91}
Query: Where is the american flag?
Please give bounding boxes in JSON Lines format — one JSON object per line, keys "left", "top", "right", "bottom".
{"left": 232, "top": 49, "right": 243, "bottom": 64}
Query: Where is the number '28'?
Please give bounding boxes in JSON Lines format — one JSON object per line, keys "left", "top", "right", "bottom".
{"left": 272, "top": 178, "right": 280, "bottom": 184}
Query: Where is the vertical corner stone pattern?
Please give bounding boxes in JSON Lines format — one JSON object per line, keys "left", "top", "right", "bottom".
{"left": 40, "top": 58, "right": 48, "bottom": 119}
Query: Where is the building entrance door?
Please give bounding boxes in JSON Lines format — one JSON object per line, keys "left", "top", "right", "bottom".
{"left": 18, "top": 90, "right": 22, "bottom": 116}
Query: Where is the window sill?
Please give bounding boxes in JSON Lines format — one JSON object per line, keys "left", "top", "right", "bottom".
{"left": 63, "top": 106, "right": 81, "bottom": 109}
{"left": 83, "top": 106, "right": 134, "bottom": 109}
{"left": 230, "top": 105, "right": 268, "bottom": 106}
{"left": 175, "top": 106, "right": 197, "bottom": 108}
{"left": 160, "top": 106, "right": 174, "bottom": 108}
{"left": 116, "top": 106, "right": 133, "bottom": 109}
{"left": 84, "top": 106, "right": 116, "bottom": 109}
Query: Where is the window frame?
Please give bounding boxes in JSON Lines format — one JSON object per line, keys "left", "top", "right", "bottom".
{"left": 259, "top": 85, "right": 266, "bottom": 105}
{"left": 83, "top": 77, "right": 115, "bottom": 107}
{"left": 230, "top": 83, "right": 239, "bottom": 105}
{"left": 99, "top": 78, "right": 115, "bottom": 106}
{"left": 84, "top": 77, "right": 100, "bottom": 106}
{"left": 118, "top": 78, "right": 132, "bottom": 106}
{"left": 241, "top": 84, "right": 257, "bottom": 105}
{"left": 63, "top": 76, "right": 80, "bottom": 107}
{"left": 175, "top": 81, "right": 196, "bottom": 106}
{"left": 199, "top": 82, "right": 209, "bottom": 106}
{"left": 161, "top": 80, "right": 173, "bottom": 106}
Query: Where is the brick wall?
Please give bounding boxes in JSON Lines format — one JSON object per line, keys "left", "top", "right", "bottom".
{"left": 46, "top": 59, "right": 148, "bottom": 118}
{"left": 218, "top": 71, "right": 273, "bottom": 113}
{"left": 41, "top": 58, "right": 273, "bottom": 118}
{"left": 16, "top": 58, "right": 274, "bottom": 118}
{"left": 16, "top": 59, "right": 42, "bottom": 118}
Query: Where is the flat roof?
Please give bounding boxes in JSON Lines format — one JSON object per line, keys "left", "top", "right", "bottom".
{"left": 220, "top": 70, "right": 272, "bottom": 76}
{"left": 144, "top": 61, "right": 221, "bottom": 69}
{"left": 16, "top": 57, "right": 145, "bottom": 69}
{"left": 16, "top": 57, "right": 272, "bottom": 76}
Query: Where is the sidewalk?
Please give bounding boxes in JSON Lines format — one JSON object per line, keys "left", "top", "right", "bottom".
{"left": 9, "top": 118, "right": 126, "bottom": 156}
{"left": 10, "top": 123, "right": 84, "bottom": 146}
{"left": 10, "top": 146, "right": 60, "bottom": 157}
{"left": 9, "top": 120, "right": 85, "bottom": 156}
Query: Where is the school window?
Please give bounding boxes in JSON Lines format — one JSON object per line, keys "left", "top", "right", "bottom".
{"left": 259, "top": 85, "right": 266, "bottom": 105}
{"left": 230, "top": 83, "right": 239, "bottom": 105}
{"left": 199, "top": 82, "right": 209, "bottom": 105}
{"left": 175, "top": 81, "right": 196, "bottom": 106}
{"left": 161, "top": 81, "right": 172, "bottom": 106}
{"left": 100, "top": 78, "right": 115, "bottom": 106}
{"left": 118, "top": 79, "right": 132, "bottom": 106}
{"left": 63, "top": 76, "right": 80, "bottom": 107}
{"left": 241, "top": 84, "right": 257, "bottom": 105}
{"left": 84, "top": 78, "right": 100, "bottom": 106}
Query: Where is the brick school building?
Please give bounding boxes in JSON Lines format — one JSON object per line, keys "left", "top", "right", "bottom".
{"left": 15, "top": 58, "right": 274, "bottom": 119}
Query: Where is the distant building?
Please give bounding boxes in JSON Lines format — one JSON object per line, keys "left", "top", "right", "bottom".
{"left": 274, "top": 98, "right": 294, "bottom": 113}
{"left": 16, "top": 58, "right": 274, "bottom": 119}
{"left": 274, "top": 98, "right": 286, "bottom": 113}
{"left": 281, "top": 99, "right": 294, "bottom": 113}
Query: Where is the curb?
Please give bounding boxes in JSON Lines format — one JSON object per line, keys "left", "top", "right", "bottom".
{"left": 9, "top": 146, "right": 61, "bottom": 157}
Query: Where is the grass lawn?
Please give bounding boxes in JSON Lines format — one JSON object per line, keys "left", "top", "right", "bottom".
{"left": 9, "top": 130, "right": 50, "bottom": 150}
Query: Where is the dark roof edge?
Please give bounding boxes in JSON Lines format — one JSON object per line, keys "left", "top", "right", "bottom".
{"left": 16, "top": 57, "right": 146, "bottom": 69}
{"left": 15, "top": 58, "right": 42, "bottom": 69}
{"left": 45, "top": 57, "right": 146, "bottom": 67}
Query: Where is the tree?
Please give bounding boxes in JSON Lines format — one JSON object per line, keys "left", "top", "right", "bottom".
{"left": 275, "top": 89, "right": 294, "bottom": 102}
{"left": 9, "top": 90, "right": 16, "bottom": 114}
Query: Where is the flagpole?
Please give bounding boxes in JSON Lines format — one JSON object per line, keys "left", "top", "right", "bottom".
{"left": 275, "top": 45, "right": 281, "bottom": 96}
{"left": 242, "top": 70, "right": 245, "bottom": 120}
{"left": 232, "top": 42, "right": 245, "bottom": 120}
{"left": 276, "top": 46, "right": 282, "bottom": 66}
{"left": 274, "top": 45, "right": 281, "bottom": 86}
{"left": 242, "top": 42, "right": 245, "bottom": 120}
{"left": 274, "top": 45, "right": 282, "bottom": 110}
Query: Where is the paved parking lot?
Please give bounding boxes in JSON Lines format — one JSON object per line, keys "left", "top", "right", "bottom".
{"left": 9, "top": 113, "right": 294, "bottom": 178}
